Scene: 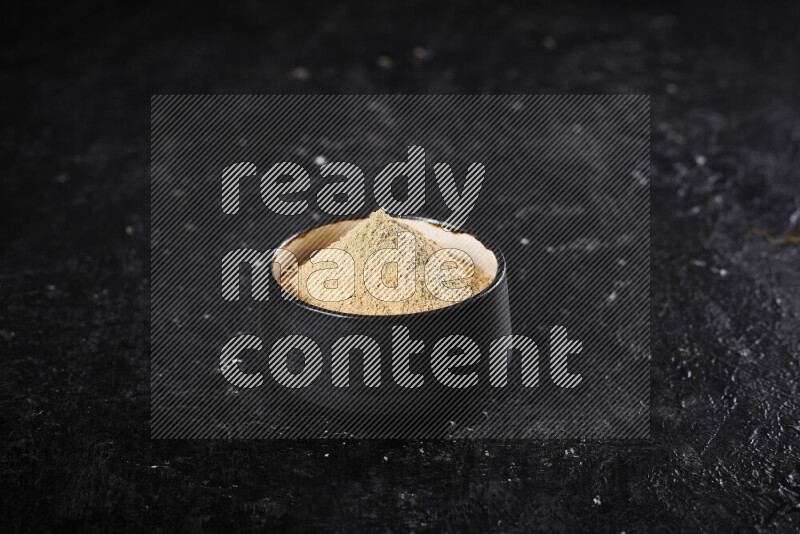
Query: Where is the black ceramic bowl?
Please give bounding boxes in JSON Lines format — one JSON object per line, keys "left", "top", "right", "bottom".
{"left": 260, "top": 216, "right": 512, "bottom": 426}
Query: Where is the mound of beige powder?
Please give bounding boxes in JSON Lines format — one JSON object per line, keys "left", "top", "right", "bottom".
{"left": 287, "top": 210, "right": 494, "bottom": 315}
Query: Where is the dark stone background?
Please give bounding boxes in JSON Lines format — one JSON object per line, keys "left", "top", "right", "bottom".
{"left": 2, "top": 0, "right": 799, "bottom": 531}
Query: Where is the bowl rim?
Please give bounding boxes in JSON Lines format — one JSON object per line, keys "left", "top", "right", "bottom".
{"left": 270, "top": 215, "right": 507, "bottom": 321}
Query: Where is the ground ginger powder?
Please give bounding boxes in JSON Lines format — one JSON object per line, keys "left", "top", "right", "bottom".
{"left": 289, "top": 210, "right": 494, "bottom": 315}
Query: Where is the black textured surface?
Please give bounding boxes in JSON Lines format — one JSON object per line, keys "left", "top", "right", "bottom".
{"left": 3, "top": 0, "right": 800, "bottom": 531}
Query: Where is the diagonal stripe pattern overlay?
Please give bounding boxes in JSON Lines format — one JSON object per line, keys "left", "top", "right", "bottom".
{"left": 151, "top": 95, "right": 650, "bottom": 439}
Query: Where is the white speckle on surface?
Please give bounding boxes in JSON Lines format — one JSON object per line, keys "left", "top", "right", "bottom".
{"left": 593, "top": 495, "right": 602, "bottom": 506}
{"left": 607, "top": 290, "right": 618, "bottom": 302}
{"left": 314, "top": 155, "right": 327, "bottom": 166}
{"left": 694, "top": 154, "right": 707, "bottom": 166}
{"left": 412, "top": 46, "right": 430, "bottom": 62}
{"left": 377, "top": 56, "right": 393, "bottom": 69}
{"left": 288, "top": 66, "right": 310, "bottom": 81}
{"left": 789, "top": 207, "right": 800, "bottom": 226}
{"left": 520, "top": 237, "right": 530, "bottom": 246}
{"left": 125, "top": 225, "right": 134, "bottom": 235}
{"left": 632, "top": 169, "right": 648, "bottom": 186}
